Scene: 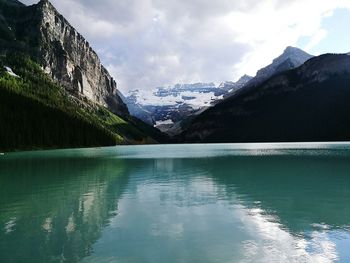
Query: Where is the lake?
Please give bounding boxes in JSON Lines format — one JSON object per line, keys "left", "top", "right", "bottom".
{"left": 1, "top": 143, "right": 350, "bottom": 263}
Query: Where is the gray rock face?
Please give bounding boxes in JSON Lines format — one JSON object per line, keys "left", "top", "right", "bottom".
{"left": 37, "top": 0, "right": 128, "bottom": 115}
{"left": 246, "top": 46, "right": 313, "bottom": 88}
{"left": 0, "top": 0, "right": 128, "bottom": 116}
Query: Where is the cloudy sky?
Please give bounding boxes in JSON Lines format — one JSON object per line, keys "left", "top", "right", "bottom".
{"left": 21, "top": 0, "right": 350, "bottom": 94}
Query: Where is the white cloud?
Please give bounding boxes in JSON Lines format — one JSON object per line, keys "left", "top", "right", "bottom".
{"left": 304, "top": 29, "right": 328, "bottom": 52}
{"left": 230, "top": 0, "right": 350, "bottom": 77}
{"left": 20, "top": 0, "right": 350, "bottom": 93}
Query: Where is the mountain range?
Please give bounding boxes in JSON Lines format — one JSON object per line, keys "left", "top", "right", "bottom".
{"left": 1, "top": 0, "right": 350, "bottom": 150}
{"left": 179, "top": 53, "right": 350, "bottom": 142}
{"left": 125, "top": 82, "right": 233, "bottom": 130}
{"left": 125, "top": 74, "right": 255, "bottom": 133}
{"left": 125, "top": 46, "right": 313, "bottom": 135}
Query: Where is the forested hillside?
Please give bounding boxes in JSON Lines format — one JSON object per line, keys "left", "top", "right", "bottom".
{"left": 0, "top": 54, "right": 165, "bottom": 151}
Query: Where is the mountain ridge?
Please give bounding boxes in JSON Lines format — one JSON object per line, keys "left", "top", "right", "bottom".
{"left": 179, "top": 53, "right": 350, "bottom": 143}
{"left": 239, "top": 46, "right": 313, "bottom": 90}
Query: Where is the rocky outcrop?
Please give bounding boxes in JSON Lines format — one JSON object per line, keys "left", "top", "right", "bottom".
{"left": 0, "top": 0, "right": 128, "bottom": 116}
{"left": 37, "top": 0, "right": 128, "bottom": 115}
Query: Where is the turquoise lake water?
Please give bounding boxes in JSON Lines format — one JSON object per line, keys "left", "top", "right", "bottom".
{"left": 1, "top": 143, "right": 350, "bottom": 262}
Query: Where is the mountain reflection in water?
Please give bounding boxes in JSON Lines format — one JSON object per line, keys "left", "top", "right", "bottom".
{"left": 1, "top": 143, "right": 350, "bottom": 263}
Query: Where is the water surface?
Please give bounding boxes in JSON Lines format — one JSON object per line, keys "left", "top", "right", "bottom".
{"left": 1, "top": 143, "right": 350, "bottom": 262}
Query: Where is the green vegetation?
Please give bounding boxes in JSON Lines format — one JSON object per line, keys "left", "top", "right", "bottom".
{"left": 0, "top": 54, "right": 161, "bottom": 152}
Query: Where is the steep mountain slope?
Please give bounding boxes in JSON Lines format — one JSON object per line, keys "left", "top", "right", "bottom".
{"left": 0, "top": 55, "right": 167, "bottom": 151}
{"left": 0, "top": 0, "right": 128, "bottom": 116}
{"left": 244, "top": 46, "right": 313, "bottom": 89}
{"left": 180, "top": 54, "right": 350, "bottom": 143}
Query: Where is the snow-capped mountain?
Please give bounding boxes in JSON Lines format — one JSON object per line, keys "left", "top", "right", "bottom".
{"left": 125, "top": 79, "right": 252, "bottom": 131}
{"left": 125, "top": 46, "right": 313, "bottom": 134}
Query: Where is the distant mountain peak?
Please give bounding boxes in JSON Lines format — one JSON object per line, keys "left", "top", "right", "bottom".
{"left": 272, "top": 46, "right": 313, "bottom": 67}
{"left": 237, "top": 74, "right": 253, "bottom": 84}
{"left": 273, "top": 46, "right": 312, "bottom": 64}
{"left": 37, "top": 0, "right": 54, "bottom": 9}
{"left": 247, "top": 46, "right": 313, "bottom": 87}
{"left": 284, "top": 46, "right": 303, "bottom": 53}
{"left": 37, "top": 0, "right": 49, "bottom": 5}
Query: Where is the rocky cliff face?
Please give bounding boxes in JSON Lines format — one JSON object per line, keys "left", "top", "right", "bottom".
{"left": 0, "top": 0, "right": 128, "bottom": 116}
